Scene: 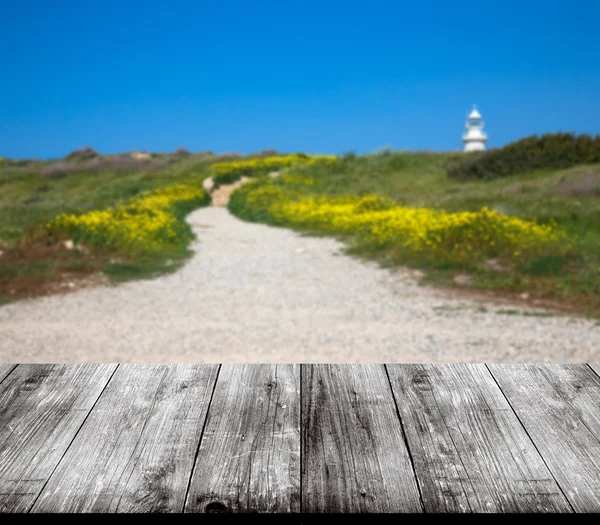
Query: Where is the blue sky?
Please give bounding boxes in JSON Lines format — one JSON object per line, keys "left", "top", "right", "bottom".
{"left": 1, "top": 0, "right": 599, "bottom": 159}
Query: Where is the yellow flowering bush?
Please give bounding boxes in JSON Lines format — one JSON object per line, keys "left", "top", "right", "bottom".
{"left": 230, "top": 179, "right": 566, "bottom": 265}
{"left": 47, "top": 180, "right": 210, "bottom": 255}
{"left": 278, "top": 174, "right": 315, "bottom": 186}
{"left": 0, "top": 157, "right": 5, "bottom": 168}
{"left": 210, "top": 154, "right": 336, "bottom": 184}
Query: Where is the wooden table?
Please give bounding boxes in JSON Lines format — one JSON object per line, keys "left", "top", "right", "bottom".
{"left": 1, "top": 364, "right": 599, "bottom": 513}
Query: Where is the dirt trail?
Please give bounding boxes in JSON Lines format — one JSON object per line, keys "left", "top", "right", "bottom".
{"left": 210, "top": 177, "right": 248, "bottom": 207}
{"left": 0, "top": 203, "right": 598, "bottom": 362}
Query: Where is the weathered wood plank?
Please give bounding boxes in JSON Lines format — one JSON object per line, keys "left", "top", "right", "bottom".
{"left": 489, "top": 364, "right": 600, "bottom": 513}
{"left": 0, "top": 365, "right": 16, "bottom": 384}
{"left": 387, "top": 364, "right": 571, "bottom": 513}
{"left": 31, "top": 364, "right": 219, "bottom": 513}
{"left": 185, "top": 364, "right": 300, "bottom": 513}
{"left": 0, "top": 364, "right": 117, "bottom": 512}
{"left": 302, "top": 364, "right": 422, "bottom": 512}
{"left": 589, "top": 364, "right": 600, "bottom": 378}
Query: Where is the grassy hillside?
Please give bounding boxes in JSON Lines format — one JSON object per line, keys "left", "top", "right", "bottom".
{"left": 2, "top": 145, "right": 599, "bottom": 316}
{"left": 0, "top": 151, "right": 225, "bottom": 303}
{"left": 229, "top": 151, "right": 600, "bottom": 317}
{"left": 0, "top": 148, "right": 331, "bottom": 304}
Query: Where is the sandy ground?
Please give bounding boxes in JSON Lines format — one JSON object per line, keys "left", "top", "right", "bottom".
{"left": 0, "top": 206, "right": 598, "bottom": 363}
{"left": 210, "top": 177, "right": 248, "bottom": 206}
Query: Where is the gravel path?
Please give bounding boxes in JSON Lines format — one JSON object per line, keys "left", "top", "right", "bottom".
{"left": 0, "top": 207, "right": 598, "bottom": 362}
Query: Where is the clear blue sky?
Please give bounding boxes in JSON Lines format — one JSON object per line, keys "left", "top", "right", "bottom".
{"left": 1, "top": 0, "right": 599, "bottom": 159}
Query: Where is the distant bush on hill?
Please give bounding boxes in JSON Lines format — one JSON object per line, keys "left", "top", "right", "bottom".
{"left": 212, "top": 152, "right": 243, "bottom": 162}
{"left": 250, "top": 149, "right": 279, "bottom": 158}
{"left": 446, "top": 132, "right": 600, "bottom": 180}
{"left": 173, "top": 148, "right": 191, "bottom": 157}
{"left": 64, "top": 146, "right": 100, "bottom": 162}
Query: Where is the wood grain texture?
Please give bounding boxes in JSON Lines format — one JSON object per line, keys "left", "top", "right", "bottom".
{"left": 387, "top": 364, "right": 571, "bottom": 513}
{"left": 0, "top": 364, "right": 117, "bottom": 512}
{"left": 0, "top": 365, "right": 16, "bottom": 384}
{"left": 31, "top": 364, "right": 219, "bottom": 513}
{"left": 302, "top": 364, "right": 422, "bottom": 512}
{"left": 185, "top": 364, "right": 300, "bottom": 513}
{"left": 1, "top": 364, "right": 599, "bottom": 514}
{"left": 488, "top": 364, "right": 600, "bottom": 513}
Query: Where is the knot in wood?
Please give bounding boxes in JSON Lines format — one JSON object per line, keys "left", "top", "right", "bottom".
{"left": 205, "top": 501, "right": 231, "bottom": 513}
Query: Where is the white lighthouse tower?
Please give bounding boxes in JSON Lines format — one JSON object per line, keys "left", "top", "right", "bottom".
{"left": 462, "top": 106, "right": 487, "bottom": 152}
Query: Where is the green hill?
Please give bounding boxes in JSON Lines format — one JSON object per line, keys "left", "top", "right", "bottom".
{"left": 1, "top": 142, "right": 599, "bottom": 316}
{"left": 228, "top": 149, "right": 600, "bottom": 317}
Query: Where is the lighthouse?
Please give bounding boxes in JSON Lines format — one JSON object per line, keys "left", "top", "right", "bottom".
{"left": 462, "top": 106, "right": 488, "bottom": 152}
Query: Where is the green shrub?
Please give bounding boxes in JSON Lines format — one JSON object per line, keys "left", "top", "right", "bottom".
{"left": 65, "top": 146, "right": 100, "bottom": 162}
{"left": 447, "top": 132, "right": 600, "bottom": 180}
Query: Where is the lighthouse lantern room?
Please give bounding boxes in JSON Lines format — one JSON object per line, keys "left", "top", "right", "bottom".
{"left": 462, "top": 106, "right": 488, "bottom": 152}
